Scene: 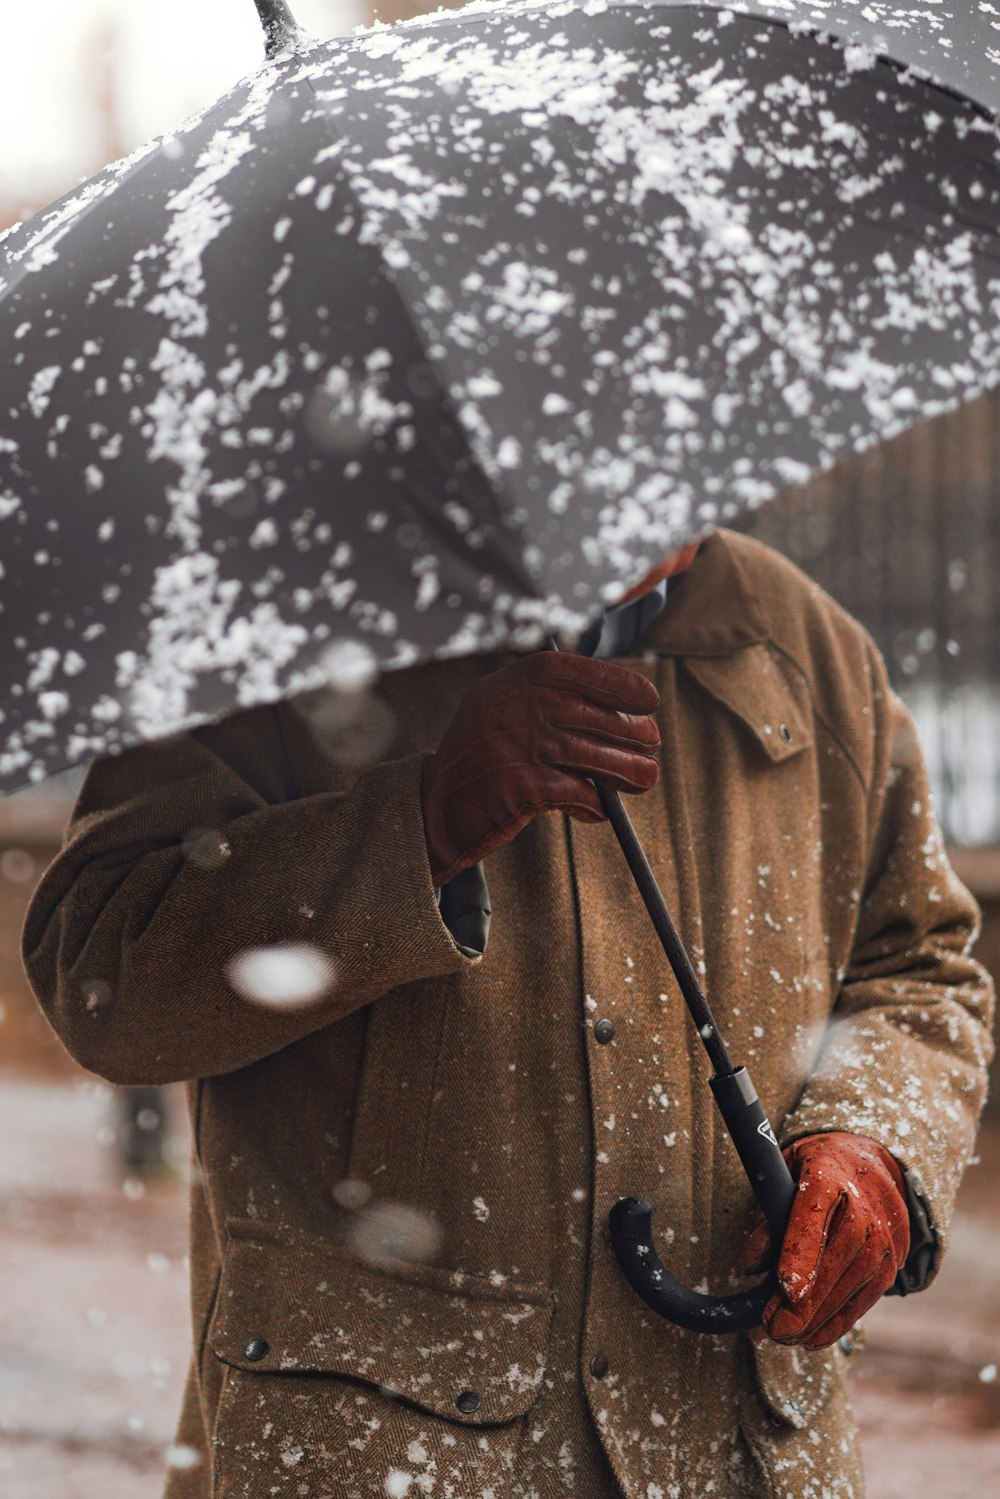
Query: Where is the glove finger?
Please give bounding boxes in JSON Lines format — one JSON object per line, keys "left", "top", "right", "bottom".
{"left": 770, "top": 1222, "right": 890, "bottom": 1345}
{"left": 540, "top": 736, "right": 660, "bottom": 794}
{"left": 773, "top": 1169, "right": 845, "bottom": 1305}
{"left": 769, "top": 1240, "right": 865, "bottom": 1342}
{"left": 761, "top": 1288, "right": 785, "bottom": 1341}
{"left": 525, "top": 652, "right": 660, "bottom": 714}
{"left": 744, "top": 1215, "right": 772, "bottom": 1276}
{"left": 525, "top": 770, "right": 606, "bottom": 822}
{"left": 789, "top": 1164, "right": 909, "bottom": 1324}
{"left": 777, "top": 1200, "right": 874, "bottom": 1330}
{"left": 542, "top": 694, "right": 661, "bottom": 752}
{"left": 800, "top": 1250, "right": 897, "bottom": 1350}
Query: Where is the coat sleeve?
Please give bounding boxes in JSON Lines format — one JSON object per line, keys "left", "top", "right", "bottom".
{"left": 21, "top": 700, "right": 481, "bottom": 1087}
{"left": 780, "top": 651, "right": 995, "bottom": 1291}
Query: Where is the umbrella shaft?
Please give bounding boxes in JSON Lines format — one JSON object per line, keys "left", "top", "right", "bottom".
{"left": 253, "top": 0, "right": 301, "bottom": 56}
{"left": 595, "top": 781, "right": 735, "bottom": 1077}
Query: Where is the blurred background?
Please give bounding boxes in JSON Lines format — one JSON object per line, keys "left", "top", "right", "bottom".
{"left": 1, "top": 2, "right": 998, "bottom": 1495}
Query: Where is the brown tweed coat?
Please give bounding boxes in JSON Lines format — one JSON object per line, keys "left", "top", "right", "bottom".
{"left": 23, "top": 531, "right": 994, "bottom": 1499}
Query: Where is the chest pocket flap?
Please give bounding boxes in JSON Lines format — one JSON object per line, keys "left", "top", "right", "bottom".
{"left": 211, "top": 1218, "right": 554, "bottom": 1426}
{"left": 684, "top": 645, "right": 813, "bottom": 764}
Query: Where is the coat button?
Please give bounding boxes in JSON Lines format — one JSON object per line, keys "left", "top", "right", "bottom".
{"left": 589, "top": 1354, "right": 609, "bottom": 1379}
{"left": 245, "top": 1338, "right": 269, "bottom": 1362}
{"left": 456, "top": 1390, "right": 481, "bottom": 1414}
{"left": 778, "top": 723, "right": 793, "bottom": 744}
{"left": 594, "top": 1019, "right": 615, "bottom": 1045}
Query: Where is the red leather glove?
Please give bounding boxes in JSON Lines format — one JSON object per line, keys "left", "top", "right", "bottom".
{"left": 744, "top": 1132, "right": 911, "bottom": 1350}
{"left": 422, "top": 652, "right": 660, "bottom": 887}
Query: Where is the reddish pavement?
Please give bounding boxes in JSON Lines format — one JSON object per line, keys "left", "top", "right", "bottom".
{"left": 0, "top": 1074, "right": 997, "bottom": 1497}
{"left": 0, "top": 1078, "right": 191, "bottom": 1498}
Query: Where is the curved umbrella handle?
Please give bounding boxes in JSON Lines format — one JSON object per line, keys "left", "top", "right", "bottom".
{"left": 610, "top": 1197, "right": 779, "bottom": 1333}
{"left": 558, "top": 721, "right": 799, "bottom": 1334}
{"left": 610, "top": 1067, "right": 797, "bottom": 1333}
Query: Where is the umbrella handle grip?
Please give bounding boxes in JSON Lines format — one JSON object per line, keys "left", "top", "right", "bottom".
{"left": 609, "top": 1197, "right": 779, "bottom": 1333}
{"left": 709, "top": 1067, "right": 797, "bottom": 1246}
{"left": 610, "top": 1067, "right": 797, "bottom": 1333}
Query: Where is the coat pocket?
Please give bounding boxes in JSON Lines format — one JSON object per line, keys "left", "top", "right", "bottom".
{"left": 737, "top": 1335, "right": 864, "bottom": 1499}
{"left": 208, "top": 1217, "right": 554, "bottom": 1499}
{"left": 744, "top": 1335, "right": 838, "bottom": 1431}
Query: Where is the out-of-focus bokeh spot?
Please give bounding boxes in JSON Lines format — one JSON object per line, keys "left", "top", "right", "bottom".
{"left": 226, "top": 942, "right": 337, "bottom": 1008}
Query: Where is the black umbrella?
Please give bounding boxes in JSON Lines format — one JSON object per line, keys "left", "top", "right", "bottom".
{"left": 1, "top": 0, "right": 998, "bottom": 1330}
{"left": 2, "top": 0, "right": 998, "bottom": 794}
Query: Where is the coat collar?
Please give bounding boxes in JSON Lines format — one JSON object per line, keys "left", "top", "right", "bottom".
{"left": 639, "top": 529, "right": 770, "bottom": 658}
{"left": 636, "top": 530, "right": 812, "bottom": 765}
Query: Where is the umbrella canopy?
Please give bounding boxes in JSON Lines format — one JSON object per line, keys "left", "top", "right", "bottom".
{"left": 1, "top": 0, "right": 998, "bottom": 794}
{"left": 676, "top": 1, "right": 1000, "bottom": 118}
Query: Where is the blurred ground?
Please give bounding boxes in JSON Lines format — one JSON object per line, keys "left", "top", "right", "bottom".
{"left": 0, "top": 1077, "right": 191, "bottom": 1497}
{"left": 851, "top": 1120, "right": 1000, "bottom": 1497}
{"left": 0, "top": 1072, "right": 997, "bottom": 1498}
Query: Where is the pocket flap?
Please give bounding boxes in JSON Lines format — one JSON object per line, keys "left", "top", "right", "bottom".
{"left": 211, "top": 1219, "right": 554, "bottom": 1426}
{"left": 748, "top": 1335, "right": 837, "bottom": 1430}
{"left": 685, "top": 646, "right": 813, "bottom": 764}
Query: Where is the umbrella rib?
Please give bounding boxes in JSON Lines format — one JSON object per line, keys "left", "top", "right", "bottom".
{"left": 291, "top": 83, "right": 544, "bottom": 603}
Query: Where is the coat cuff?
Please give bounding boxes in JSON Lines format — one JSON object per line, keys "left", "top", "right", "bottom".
{"left": 358, "top": 753, "right": 485, "bottom": 982}
{"left": 885, "top": 1163, "right": 937, "bottom": 1296}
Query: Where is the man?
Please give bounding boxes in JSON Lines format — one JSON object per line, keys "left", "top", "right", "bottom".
{"left": 23, "top": 530, "right": 994, "bottom": 1498}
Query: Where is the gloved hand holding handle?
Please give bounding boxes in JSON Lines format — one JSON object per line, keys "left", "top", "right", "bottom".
{"left": 421, "top": 652, "right": 661, "bottom": 888}
{"left": 744, "top": 1132, "right": 911, "bottom": 1348}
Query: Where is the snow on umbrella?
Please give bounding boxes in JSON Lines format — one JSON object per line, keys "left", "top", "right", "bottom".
{"left": 0, "top": 0, "right": 998, "bottom": 799}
